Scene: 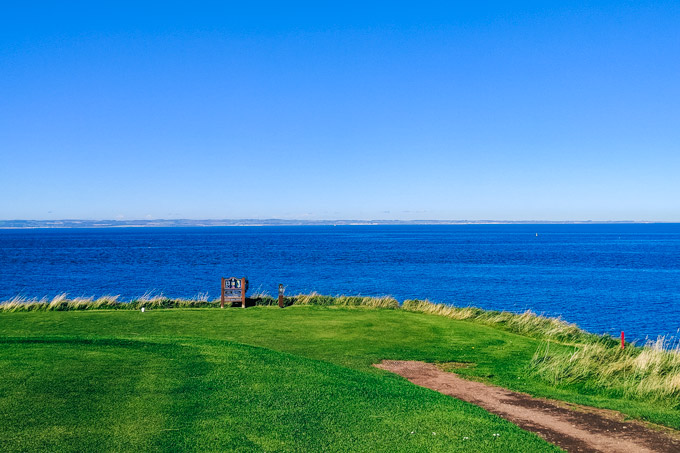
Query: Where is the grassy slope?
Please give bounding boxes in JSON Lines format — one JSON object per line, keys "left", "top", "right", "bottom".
{"left": 0, "top": 306, "right": 678, "bottom": 450}
{"left": 0, "top": 332, "right": 557, "bottom": 452}
{"left": 3, "top": 338, "right": 556, "bottom": 452}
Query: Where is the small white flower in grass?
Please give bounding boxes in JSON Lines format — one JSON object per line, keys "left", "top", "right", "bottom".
{"left": 493, "top": 433, "right": 500, "bottom": 437}
{"left": 432, "top": 432, "right": 436, "bottom": 435}
{"left": 463, "top": 437, "right": 469, "bottom": 440}
{"left": 410, "top": 431, "right": 414, "bottom": 435}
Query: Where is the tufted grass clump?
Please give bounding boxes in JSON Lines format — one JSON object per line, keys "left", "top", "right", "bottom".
{"left": 531, "top": 336, "right": 680, "bottom": 403}
{"left": 0, "top": 294, "right": 124, "bottom": 312}
{"left": 294, "top": 292, "right": 399, "bottom": 309}
{"left": 401, "top": 299, "right": 601, "bottom": 344}
{"left": 0, "top": 293, "right": 221, "bottom": 311}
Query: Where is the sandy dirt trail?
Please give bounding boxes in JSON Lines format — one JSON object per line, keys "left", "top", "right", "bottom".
{"left": 374, "top": 360, "right": 680, "bottom": 453}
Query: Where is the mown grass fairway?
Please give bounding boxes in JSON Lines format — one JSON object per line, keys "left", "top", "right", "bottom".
{"left": 0, "top": 306, "right": 677, "bottom": 451}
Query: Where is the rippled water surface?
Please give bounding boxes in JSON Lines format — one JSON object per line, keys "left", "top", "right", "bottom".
{"left": 1, "top": 224, "right": 679, "bottom": 340}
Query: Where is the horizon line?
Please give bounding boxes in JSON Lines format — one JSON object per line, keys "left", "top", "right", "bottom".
{"left": 1, "top": 218, "right": 677, "bottom": 229}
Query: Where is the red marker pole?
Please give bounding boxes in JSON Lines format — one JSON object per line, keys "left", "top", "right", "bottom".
{"left": 621, "top": 331, "right": 625, "bottom": 350}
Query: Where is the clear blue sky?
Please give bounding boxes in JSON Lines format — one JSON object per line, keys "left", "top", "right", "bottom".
{"left": 1, "top": 1, "right": 678, "bottom": 221}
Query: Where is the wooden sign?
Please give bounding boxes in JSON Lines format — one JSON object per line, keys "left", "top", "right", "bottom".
{"left": 221, "top": 277, "right": 248, "bottom": 308}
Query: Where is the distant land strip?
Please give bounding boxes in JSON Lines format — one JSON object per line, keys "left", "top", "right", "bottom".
{"left": 0, "top": 219, "right": 663, "bottom": 228}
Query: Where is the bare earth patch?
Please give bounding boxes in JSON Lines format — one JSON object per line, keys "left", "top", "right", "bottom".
{"left": 374, "top": 360, "right": 680, "bottom": 453}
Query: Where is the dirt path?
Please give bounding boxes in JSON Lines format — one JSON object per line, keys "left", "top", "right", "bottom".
{"left": 374, "top": 360, "right": 680, "bottom": 453}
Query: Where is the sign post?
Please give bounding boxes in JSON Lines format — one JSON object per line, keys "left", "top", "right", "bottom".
{"left": 278, "top": 284, "right": 285, "bottom": 308}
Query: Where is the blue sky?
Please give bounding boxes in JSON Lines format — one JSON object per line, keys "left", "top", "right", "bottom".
{"left": 1, "top": 1, "right": 678, "bottom": 221}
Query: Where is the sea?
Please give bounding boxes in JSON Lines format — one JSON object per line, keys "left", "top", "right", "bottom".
{"left": 1, "top": 224, "right": 679, "bottom": 342}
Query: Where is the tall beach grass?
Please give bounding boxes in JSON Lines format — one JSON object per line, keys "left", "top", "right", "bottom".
{"left": 0, "top": 292, "right": 399, "bottom": 311}
{"left": 532, "top": 336, "right": 680, "bottom": 403}
{"left": 0, "top": 293, "right": 219, "bottom": 312}
{"left": 400, "top": 299, "right": 680, "bottom": 405}
{"left": 401, "top": 299, "right": 601, "bottom": 344}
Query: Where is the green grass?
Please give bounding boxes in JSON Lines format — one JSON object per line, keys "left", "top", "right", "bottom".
{"left": 1, "top": 304, "right": 679, "bottom": 451}
{"left": 0, "top": 324, "right": 557, "bottom": 452}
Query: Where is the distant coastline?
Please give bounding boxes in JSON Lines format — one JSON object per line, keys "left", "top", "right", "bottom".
{"left": 0, "top": 219, "right": 666, "bottom": 229}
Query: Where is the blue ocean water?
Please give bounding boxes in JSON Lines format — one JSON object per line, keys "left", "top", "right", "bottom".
{"left": 1, "top": 224, "right": 679, "bottom": 341}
